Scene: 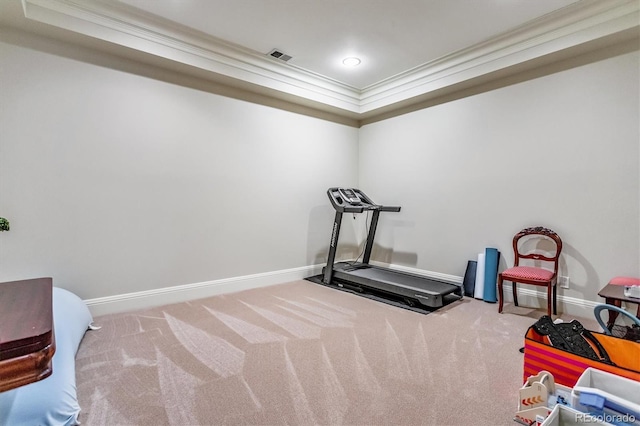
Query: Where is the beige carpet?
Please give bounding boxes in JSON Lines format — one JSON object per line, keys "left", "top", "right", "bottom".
{"left": 75, "top": 280, "right": 585, "bottom": 425}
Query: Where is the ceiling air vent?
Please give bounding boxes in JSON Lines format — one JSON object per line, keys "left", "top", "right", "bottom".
{"left": 267, "top": 49, "right": 292, "bottom": 62}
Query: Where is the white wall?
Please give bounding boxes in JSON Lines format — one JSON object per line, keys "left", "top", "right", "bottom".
{"left": 359, "top": 50, "right": 640, "bottom": 304}
{"left": 1, "top": 29, "right": 638, "bottom": 312}
{"left": 0, "top": 33, "right": 360, "bottom": 301}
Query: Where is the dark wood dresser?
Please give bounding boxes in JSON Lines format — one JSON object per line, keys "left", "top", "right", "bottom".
{"left": 0, "top": 277, "right": 56, "bottom": 392}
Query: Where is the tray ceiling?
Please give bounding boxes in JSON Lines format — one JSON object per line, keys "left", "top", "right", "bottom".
{"left": 3, "top": 0, "right": 639, "bottom": 124}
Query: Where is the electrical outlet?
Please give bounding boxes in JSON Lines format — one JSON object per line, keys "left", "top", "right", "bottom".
{"left": 559, "top": 276, "right": 570, "bottom": 289}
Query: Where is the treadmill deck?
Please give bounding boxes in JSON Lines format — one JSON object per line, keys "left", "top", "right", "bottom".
{"left": 329, "top": 262, "right": 462, "bottom": 308}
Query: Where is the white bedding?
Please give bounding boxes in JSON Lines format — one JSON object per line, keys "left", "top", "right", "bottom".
{"left": 0, "top": 287, "right": 93, "bottom": 426}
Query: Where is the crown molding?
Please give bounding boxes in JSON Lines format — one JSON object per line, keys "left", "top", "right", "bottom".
{"left": 21, "top": 0, "right": 363, "bottom": 112}
{"left": 359, "top": 0, "right": 640, "bottom": 113}
{"left": 20, "top": 0, "right": 640, "bottom": 119}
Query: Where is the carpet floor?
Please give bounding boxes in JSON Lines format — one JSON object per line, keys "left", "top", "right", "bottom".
{"left": 75, "top": 279, "right": 587, "bottom": 425}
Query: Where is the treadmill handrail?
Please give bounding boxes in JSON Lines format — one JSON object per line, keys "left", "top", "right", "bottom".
{"left": 377, "top": 205, "right": 401, "bottom": 212}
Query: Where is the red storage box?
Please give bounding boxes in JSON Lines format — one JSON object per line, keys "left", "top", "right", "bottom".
{"left": 523, "top": 324, "right": 640, "bottom": 387}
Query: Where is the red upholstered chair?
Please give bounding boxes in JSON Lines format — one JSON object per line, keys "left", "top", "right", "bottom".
{"left": 498, "top": 227, "right": 563, "bottom": 316}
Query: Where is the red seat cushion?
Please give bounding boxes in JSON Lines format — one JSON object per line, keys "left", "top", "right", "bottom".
{"left": 501, "top": 266, "right": 553, "bottom": 282}
{"left": 609, "top": 276, "right": 640, "bottom": 286}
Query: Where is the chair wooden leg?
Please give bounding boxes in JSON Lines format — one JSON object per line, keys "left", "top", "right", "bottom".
{"left": 512, "top": 282, "right": 519, "bottom": 306}
{"left": 498, "top": 275, "right": 504, "bottom": 313}
{"left": 552, "top": 283, "right": 557, "bottom": 315}
{"left": 547, "top": 284, "right": 552, "bottom": 317}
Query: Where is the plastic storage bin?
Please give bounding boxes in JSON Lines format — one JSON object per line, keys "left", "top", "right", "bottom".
{"left": 541, "top": 404, "right": 610, "bottom": 426}
{"left": 570, "top": 368, "right": 640, "bottom": 423}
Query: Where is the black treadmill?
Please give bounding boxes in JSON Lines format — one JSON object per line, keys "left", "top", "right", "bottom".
{"left": 321, "top": 187, "right": 463, "bottom": 309}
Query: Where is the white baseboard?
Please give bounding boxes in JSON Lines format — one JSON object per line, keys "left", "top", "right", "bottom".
{"left": 84, "top": 261, "right": 598, "bottom": 320}
{"left": 84, "top": 264, "right": 324, "bottom": 317}
{"left": 500, "top": 285, "right": 599, "bottom": 320}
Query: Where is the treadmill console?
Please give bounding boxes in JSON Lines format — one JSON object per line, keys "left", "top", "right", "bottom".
{"left": 326, "top": 187, "right": 400, "bottom": 213}
{"left": 338, "top": 188, "right": 361, "bottom": 205}
{"left": 327, "top": 187, "right": 369, "bottom": 212}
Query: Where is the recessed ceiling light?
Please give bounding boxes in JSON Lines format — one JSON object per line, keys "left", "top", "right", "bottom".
{"left": 342, "top": 57, "right": 361, "bottom": 67}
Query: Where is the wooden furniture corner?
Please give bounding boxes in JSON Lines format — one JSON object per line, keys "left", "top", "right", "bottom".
{"left": 0, "top": 277, "right": 56, "bottom": 393}
{"left": 598, "top": 282, "right": 640, "bottom": 329}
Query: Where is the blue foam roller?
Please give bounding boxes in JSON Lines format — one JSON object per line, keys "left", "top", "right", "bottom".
{"left": 483, "top": 247, "right": 500, "bottom": 303}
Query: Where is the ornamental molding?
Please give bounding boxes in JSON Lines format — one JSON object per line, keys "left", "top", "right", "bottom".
{"left": 21, "top": 0, "right": 640, "bottom": 120}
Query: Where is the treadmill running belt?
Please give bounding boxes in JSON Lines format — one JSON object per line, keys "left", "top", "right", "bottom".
{"left": 344, "top": 267, "right": 458, "bottom": 295}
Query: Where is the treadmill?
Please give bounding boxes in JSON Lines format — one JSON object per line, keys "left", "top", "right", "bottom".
{"left": 321, "top": 187, "right": 463, "bottom": 309}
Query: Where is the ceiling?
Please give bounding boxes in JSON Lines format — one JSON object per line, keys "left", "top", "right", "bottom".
{"left": 117, "top": 0, "right": 579, "bottom": 89}
{"left": 1, "top": 0, "right": 639, "bottom": 124}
